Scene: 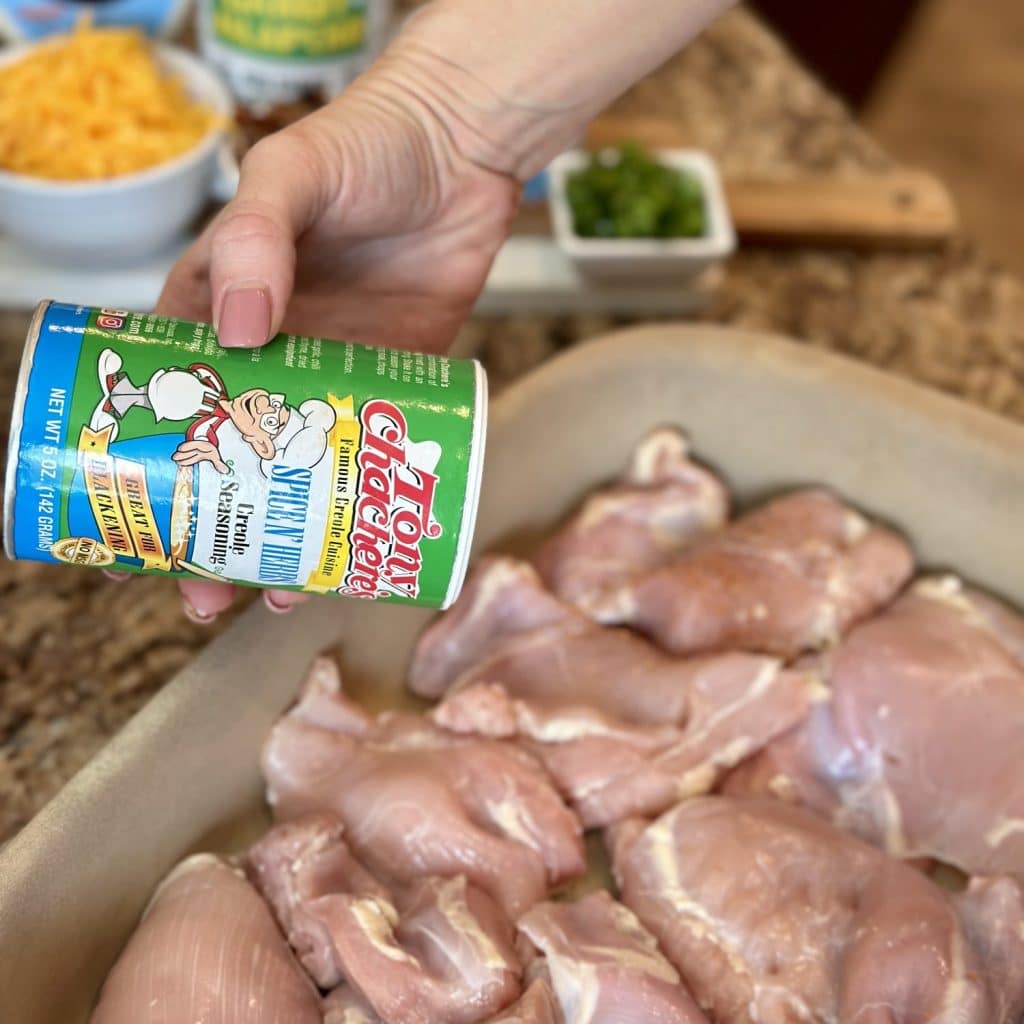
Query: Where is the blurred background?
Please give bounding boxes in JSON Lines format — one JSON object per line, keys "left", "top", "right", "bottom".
{"left": 756, "top": 0, "right": 1024, "bottom": 276}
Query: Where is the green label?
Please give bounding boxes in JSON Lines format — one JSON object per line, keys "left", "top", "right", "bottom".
{"left": 11, "top": 304, "right": 481, "bottom": 608}
{"left": 212, "top": 0, "right": 366, "bottom": 59}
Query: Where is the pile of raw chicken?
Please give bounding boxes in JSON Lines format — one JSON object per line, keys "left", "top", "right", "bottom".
{"left": 92, "top": 428, "right": 1024, "bottom": 1024}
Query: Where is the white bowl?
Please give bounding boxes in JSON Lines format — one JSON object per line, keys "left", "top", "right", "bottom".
{"left": 0, "top": 42, "right": 237, "bottom": 266}
{"left": 548, "top": 148, "right": 736, "bottom": 280}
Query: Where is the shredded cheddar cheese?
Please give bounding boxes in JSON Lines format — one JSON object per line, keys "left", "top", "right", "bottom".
{"left": 0, "top": 22, "right": 223, "bottom": 181}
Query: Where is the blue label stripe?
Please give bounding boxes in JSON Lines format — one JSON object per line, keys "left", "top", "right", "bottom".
{"left": 11, "top": 303, "right": 89, "bottom": 564}
{"left": 0, "top": 0, "right": 183, "bottom": 40}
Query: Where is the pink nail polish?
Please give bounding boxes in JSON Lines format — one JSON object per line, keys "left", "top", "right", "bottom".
{"left": 183, "top": 600, "right": 217, "bottom": 625}
{"left": 218, "top": 287, "right": 271, "bottom": 348}
{"left": 263, "top": 591, "right": 295, "bottom": 615}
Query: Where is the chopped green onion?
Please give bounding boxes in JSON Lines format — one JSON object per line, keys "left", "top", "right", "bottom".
{"left": 566, "top": 141, "right": 706, "bottom": 240}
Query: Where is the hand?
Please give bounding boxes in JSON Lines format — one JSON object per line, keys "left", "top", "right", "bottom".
{"left": 157, "top": 49, "right": 521, "bottom": 623}
{"left": 172, "top": 439, "right": 229, "bottom": 474}
{"left": 158, "top": 56, "right": 520, "bottom": 353}
{"left": 157, "top": 0, "right": 732, "bottom": 624}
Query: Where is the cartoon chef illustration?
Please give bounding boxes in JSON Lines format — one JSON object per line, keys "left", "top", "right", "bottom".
{"left": 88, "top": 347, "right": 336, "bottom": 474}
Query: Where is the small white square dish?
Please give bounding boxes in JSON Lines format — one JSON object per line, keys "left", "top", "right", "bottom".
{"left": 547, "top": 148, "right": 736, "bottom": 279}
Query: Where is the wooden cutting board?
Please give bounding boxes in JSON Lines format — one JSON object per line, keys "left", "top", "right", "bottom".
{"left": 515, "top": 115, "right": 959, "bottom": 249}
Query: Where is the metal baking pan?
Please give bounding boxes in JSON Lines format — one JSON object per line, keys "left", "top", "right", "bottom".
{"left": 2, "top": 324, "right": 1022, "bottom": 1023}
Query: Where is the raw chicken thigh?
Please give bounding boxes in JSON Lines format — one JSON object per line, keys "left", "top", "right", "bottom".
{"left": 417, "top": 556, "right": 818, "bottom": 826}
{"left": 611, "top": 796, "right": 1024, "bottom": 1024}
{"left": 324, "top": 986, "right": 383, "bottom": 1024}
{"left": 248, "top": 814, "right": 391, "bottom": 988}
{"left": 262, "top": 657, "right": 585, "bottom": 916}
{"left": 518, "top": 890, "right": 710, "bottom": 1024}
{"left": 485, "top": 979, "right": 563, "bottom": 1023}
{"left": 956, "top": 874, "right": 1024, "bottom": 1021}
{"left": 409, "top": 556, "right": 572, "bottom": 700}
{"left": 329, "top": 874, "right": 519, "bottom": 1024}
{"left": 533, "top": 428, "right": 727, "bottom": 607}
{"left": 250, "top": 814, "right": 522, "bottom": 1024}
{"left": 724, "top": 575, "right": 1024, "bottom": 879}
{"left": 588, "top": 489, "right": 913, "bottom": 657}
{"left": 323, "top": 979, "right": 564, "bottom": 1024}
{"left": 90, "top": 854, "right": 321, "bottom": 1024}
{"left": 429, "top": 558, "right": 820, "bottom": 826}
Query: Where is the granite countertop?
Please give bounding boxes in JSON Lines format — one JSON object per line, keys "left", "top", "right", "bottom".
{"left": 2, "top": 8, "right": 1022, "bottom": 842}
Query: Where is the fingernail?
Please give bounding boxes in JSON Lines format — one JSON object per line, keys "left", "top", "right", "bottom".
{"left": 183, "top": 600, "right": 218, "bottom": 625}
{"left": 217, "top": 286, "right": 271, "bottom": 348}
{"left": 103, "top": 570, "right": 131, "bottom": 582}
{"left": 263, "top": 591, "right": 309, "bottom": 614}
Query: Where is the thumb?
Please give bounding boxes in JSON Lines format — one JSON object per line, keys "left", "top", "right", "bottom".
{"left": 211, "top": 132, "right": 325, "bottom": 348}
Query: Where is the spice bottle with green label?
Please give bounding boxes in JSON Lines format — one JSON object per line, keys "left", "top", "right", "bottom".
{"left": 6, "top": 301, "right": 487, "bottom": 610}
{"left": 198, "top": 0, "right": 392, "bottom": 114}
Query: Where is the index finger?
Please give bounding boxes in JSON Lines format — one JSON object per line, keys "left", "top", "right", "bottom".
{"left": 179, "top": 577, "right": 236, "bottom": 624}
